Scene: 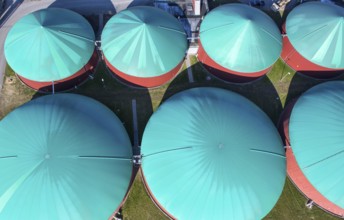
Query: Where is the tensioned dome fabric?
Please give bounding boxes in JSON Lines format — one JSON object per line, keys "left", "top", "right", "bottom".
{"left": 286, "top": 2, "right": 344, "bottom": 69}
{"left": 289, "top": 81, "right": 344, "bottom": 209}
{"left": 4, "top": 8, "right": 95, "bottom": 82}
{"left": 0, "top": 94, "right": 132, "bottom": 220}
{"left": 199, "top": 4, "right": 282, "bottom": 73}
{"left": 101, "top": 6, "right": 187, "bottom": 78}
{"left": 141, "top": 87, "right": 285, "bottom": 220}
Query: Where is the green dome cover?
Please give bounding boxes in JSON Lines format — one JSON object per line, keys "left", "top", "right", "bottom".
{"left": 0, "top": 94, "right": 132, "bottom": 220}
{"left": 286, "top": 2, "right": 344, "bottom": 69}
{"left": 199, "top": 4, "right": 282, "bottom": 73}
{"left": 141, "top": 87, "right": 285, "bottom": 219}
{"left": 4, "top": 8, "right": 95, "bottom": 82}
{"left": 290, "top": 81, "right": 344, "bottom": 208}
{"left": 101, "top": 6, "right": 187, "bottom": 78}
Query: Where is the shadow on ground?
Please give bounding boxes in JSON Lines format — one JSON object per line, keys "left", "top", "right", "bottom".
{"left": 31, "top": 61, "right": 153, "bottom": 155}
{"left": 48, "top": 0, "right": 116, "bottom": 15}
{"left": 285, "top": 72, "right": 344, "bottom": 107}
{"left": 128, "top": 0, "right": 154, "bottom": 8}
{"left": 161, "top": 60, "right": 283, "bottom": 124}
{"left": 48, "top": 0, "right": 116, "bottom": 36}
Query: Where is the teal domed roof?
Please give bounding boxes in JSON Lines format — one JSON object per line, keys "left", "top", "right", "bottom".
{"left": 141, "top": 87, "right": 285, "bottom": 220}
{"left": 4, "top": 8, "right": 95, "bottom": 82}
{"left": 200, "top": 4, "right": 282, "bottom": 73}
{"left": 0, "top": 94, "right": 132, "bottom": 220}
{"left": 101, "top": 6, "right": 187, "bottom": 78}
{"left": 286, "top": 2, "right": 344, "bottom": 69}
{"left": 290, "top": 81, "right": 344, "bottom": 208}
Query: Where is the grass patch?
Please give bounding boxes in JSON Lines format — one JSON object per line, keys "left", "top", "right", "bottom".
{"left": 147, "top": 84, "right": 168, "bottom": 112}
{"left": 265, "top": 179, "right": 340, "bottom": 220}
{"left": 0, "top": 65, "right": 36, "bottom": 118}
{"left": 147, "top": 59, "right": 191, "bottom": 111}
{"left": 266, "top": 58, "right": 295, "bottom": 107}
{"left": 122, "top": 172, "right": 169, "bottom": 220}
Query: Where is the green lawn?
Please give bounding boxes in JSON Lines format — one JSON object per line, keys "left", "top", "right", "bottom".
{"left": 0, "top": 56, "right": 342, "bottom": 220}
{"left": 122, "top": 172, "right": 169, "bottom": 220}
{"left": 265, "top": 178, "right": 340, "bottom": 220}
{"left": 0, "top": 65, "right": 36, "bottom": 118}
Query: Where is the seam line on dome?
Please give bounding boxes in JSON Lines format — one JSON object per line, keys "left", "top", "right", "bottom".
{"left": 57, "top": 30, "right": 94, "bottom": 42}
{"left": 0, "top": 156, "right": 17, "bottom": 159}
{"left": 200, "top": 22, "right": 234, "bottom": 34}
{"left": 297, "top": 24, "right": 327, "bottom": 40}
{"left": 250, "top": 148, "right": 285, "bottom": 158}
{"left": 142, "top": 146, "right": 193, "bottom": 158}
{"left": 304, "top": 149, "right": 344, "bottom": 169}
{"left": 78, "top": 156, "right": 132, "bottom": 160}
{"left": 260, "top": 28, "right": 282, "bottom": 44}
{"left": 157, "top": 25, "right": 187, "bottom": 35}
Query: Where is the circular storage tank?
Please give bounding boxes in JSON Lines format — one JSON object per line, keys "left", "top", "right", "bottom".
{"left": 281, "top": 2, "right": 344, "bottom": 78}
{"left": 4, "top": 8, "right": 97, "bottom": 92}
{"left": 101, "top": 6, "right": 188, "bottom": 88}
{"left": 141, "top": 87, "right": 286, "bottom": 219}
{"left": 0, "top": 94, "right": 133, "bottom": 220}
{"left": 284, "top": 81, "right": 344, "bottom": 216}
{"left": 198, "top": 4, "right": 282, "bottom": 83}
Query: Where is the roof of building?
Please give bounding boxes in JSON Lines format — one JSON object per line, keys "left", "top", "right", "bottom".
{"left": 101, "top": 6, "right": 187, "bottom": 78}
{"left": 0, "top": 94, "right": 132, "bottom": 220}
{"left": 290, "top": 81, "right": 344, "bottom": 209}
{"left": 286, "top": 2, "right": 344, "bottom": 69}
{"left": 199, "top": 3, "right": 282, "bottom": 73}
{"left": 4, "top": 8, "right": 95, "bottom": 82}
{"left": 141, "top": 87, "right": 286, "bottom": 220}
